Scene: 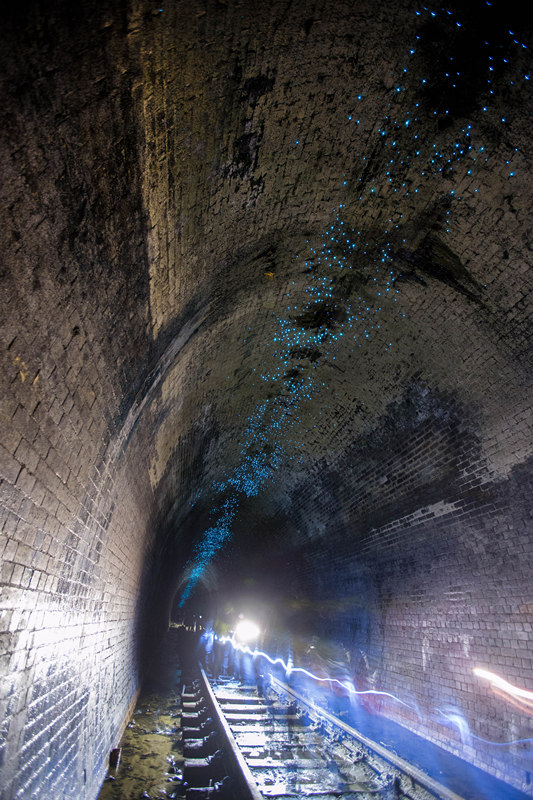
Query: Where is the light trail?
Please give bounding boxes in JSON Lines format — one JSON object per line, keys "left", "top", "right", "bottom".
{"left": 473, "top": 667, "right": 533, "bottom": 704}
{"left": 218, "top": 636, "right": 417, "bottom": 710}
{"left": 438, "top": 708, "right": 533, "bottom": 748}
{"left": 214, "top": 637, "right": 533, "bottom": 750}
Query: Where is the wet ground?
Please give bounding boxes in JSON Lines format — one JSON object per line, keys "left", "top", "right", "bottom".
{"left": 211, "top": 676, "right": 428, "bottom": 800}
{"left": 97, "top": 628, "right": 186, "bottom": 800}
{"left": 97, "top": 630, "right": 532, "bottom": 800}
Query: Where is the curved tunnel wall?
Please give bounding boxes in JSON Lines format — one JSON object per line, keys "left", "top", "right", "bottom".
{"left": 1, "top": 3, "right": 159, "bottom": 797}
{"left": 0, "top": 0, "right": 532, "bottom": 798}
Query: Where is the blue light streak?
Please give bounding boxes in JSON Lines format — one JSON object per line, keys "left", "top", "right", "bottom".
{"left": 217, "top": 636, "right": 533, "bottom": 751}
{"left": 218, "top": 636, "right": 416, "bottom": 711}
{"left": 437, "top": 709, "right": 533, "bottom": 748}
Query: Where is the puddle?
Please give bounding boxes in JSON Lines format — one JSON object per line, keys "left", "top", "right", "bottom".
{"left": 97, "top": 630, "right": 185, "bottom": 800}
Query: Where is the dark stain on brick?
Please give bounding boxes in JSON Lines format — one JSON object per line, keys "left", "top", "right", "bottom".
{"left": 294, "top": 300, "right": 347, "bottom": 330}
{"left": 414, "top": 0, "right": 532, "bottom": 129}
{"left": 250, "top": 243, "right": 276, "bottom": 273}
{"left": 303, "top": 18, "right": 314, "bottom": 36}
{"left": 229, "top": 126, "right": 263, "bottom": 179}
{"left": 334, "top": 266, "right": 371, "bottom": 297}
{"left": 289, "top": 347, "right": 322, "bottom": 363}
{"left": 395, "top": 235, "right": 483, "bottom": 304}
{"left": 284, "top": 366, "right": 301, "bottom": 381}
{"left": 243, "top": 74, "right": 275, "bottom": 108}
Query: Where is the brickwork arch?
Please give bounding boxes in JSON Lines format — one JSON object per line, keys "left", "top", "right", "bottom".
{"left": 1, "top": 0, "right": 532, "bottom": 797}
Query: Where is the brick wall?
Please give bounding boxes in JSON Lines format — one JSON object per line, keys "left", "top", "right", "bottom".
{"left": 0, "top": 3, "right": 157, "bottom": 798}
{"left": 286, "top": 385, "right": 533, "bottom": 794}
{"left": 1, "top": 0, "right": 532, "bottom": 798}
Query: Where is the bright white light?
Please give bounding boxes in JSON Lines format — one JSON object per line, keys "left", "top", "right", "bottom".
{"left": 474, "top": 667, "right": 533, "bottom": 704}
{"left": 234, "top": 619, "right": 260, "bottom": 643}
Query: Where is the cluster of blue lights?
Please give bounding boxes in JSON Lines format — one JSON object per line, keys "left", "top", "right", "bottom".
{"left": 179, "top": 3, "right": 527, "bottom": 605}
{"left": 180, "top": 210, "right": 401, "bottom": 604}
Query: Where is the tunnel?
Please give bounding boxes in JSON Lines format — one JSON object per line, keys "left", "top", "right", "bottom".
{"left": 0, "top": 0, "right": 532, "bottom": 797}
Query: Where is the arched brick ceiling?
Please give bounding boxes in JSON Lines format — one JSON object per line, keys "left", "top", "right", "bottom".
{"left": 126, "top": 0, "right": 532, "bottom": 601}
{"left": 1, "top": 1, "right": 532, "bottom": 797}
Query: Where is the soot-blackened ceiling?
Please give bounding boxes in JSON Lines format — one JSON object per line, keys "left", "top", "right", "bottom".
{"left": 134, "top": 0, "right": 532, "bottom": 609}
{"left": 2, "top": 0, "right": 531, "bottom": 608}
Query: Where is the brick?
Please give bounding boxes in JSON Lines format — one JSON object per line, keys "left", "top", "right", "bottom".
{"left": 1, "top": 3, "right": 532, "bottom": 800}
{"left": 0, "top": 445, "right": 22, "bottom": 485}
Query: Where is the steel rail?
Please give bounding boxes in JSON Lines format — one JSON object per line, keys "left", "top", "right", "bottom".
{"left": 197, "top": 665, "right": 264, "bottom": 800}
{"left": 271, "top": 676, "right": 467, "bottom": 800}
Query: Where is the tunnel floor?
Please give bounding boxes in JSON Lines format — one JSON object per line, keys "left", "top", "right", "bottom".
{"left": 96, "top": 629, "right": 531, "bottom": 800}
{"left": 304, "top": 688, "right": 532, "bottom": 800}
{"left": 97, "top": 630, "right": 184, "bottom": 800}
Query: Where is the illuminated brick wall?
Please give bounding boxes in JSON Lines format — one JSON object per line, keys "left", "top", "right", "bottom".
{"left": 0, "top": 4, "right": 157, "bottom": 797}
{"left": 289, "top": 384, "right": 533, "bottom": 793}
{"left": 1, "top": 0, "right": 532, "bottom": 798}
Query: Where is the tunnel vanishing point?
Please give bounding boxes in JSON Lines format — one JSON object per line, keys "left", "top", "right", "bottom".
{"left": 0, "top": 0, "right": 532, "bottom": 798}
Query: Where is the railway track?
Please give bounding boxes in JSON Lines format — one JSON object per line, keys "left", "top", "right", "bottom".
{"left": 179, "top": 664, "right": 466, "bottom": 800}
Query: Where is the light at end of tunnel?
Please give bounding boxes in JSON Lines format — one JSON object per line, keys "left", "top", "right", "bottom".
{"left": 234, "top": 619, "right": 260, "bottom": 643}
